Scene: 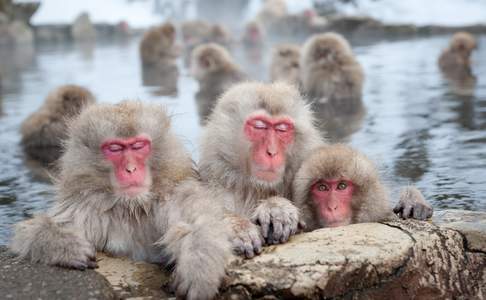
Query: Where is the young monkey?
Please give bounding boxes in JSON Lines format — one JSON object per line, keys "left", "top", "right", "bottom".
{"left": 293, "top": 144, "right": 433, "bottom": 230}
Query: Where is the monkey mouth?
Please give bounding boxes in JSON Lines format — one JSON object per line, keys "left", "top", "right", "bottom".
{"left": 118, "top": 184, "right": 149, "bottom": 197}
{"left": 253, "top": 167, "right": 283, "bottom": 182}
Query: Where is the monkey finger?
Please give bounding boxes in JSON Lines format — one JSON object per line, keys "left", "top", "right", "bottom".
{"left": 280, "top": 224, "right": 291, "bottom": 243}
{"left": 412, "top": 205, "right": 425, "bottom": 220}
{"left": 87, "top": 260, "right": 99, "bottom": 269}
{"left": 67, "top": 260, "right": 88, "bottom": 271}
{"left": 256, "top": 216, "right": 271, "bottom": 239}
{"left": 401, "top": 205, "right": 413, "bottom": 219}
{"left": 270, "top": 221, "right": 283, "bottom": 244}
{"left": 243, "top": 242, "right": 255, "bottom": 258}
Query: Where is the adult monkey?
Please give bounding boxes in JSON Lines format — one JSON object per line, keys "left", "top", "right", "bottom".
{"left": 11, "top": 101, "right": 232, "bottom": 300}
{"left": 199, "top": 82, "right": 323, "bottom": 257}
{"left": 293, "top": 144, "right": 433, "bottom": 230}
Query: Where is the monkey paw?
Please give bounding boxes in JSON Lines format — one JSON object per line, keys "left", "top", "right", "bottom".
{"left": 394, "top": 186, "right": 433, "bottom": 220}
{"left": 53, "top": 235, "right": 98, "bottom": 270}
{"left": 227, "top": 215, "right": 263, "bottom": 258}
{"left": 253, "top": 197, "right": 301, "bottom": 245}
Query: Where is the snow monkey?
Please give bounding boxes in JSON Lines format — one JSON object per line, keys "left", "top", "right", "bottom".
{"left": 269, "top": 44, "right": 301, "bottom": 85}
{"left": 300, "top": 32, "right": 364, "bottom": 104}
{"left": 11, "top": 101, "right": 232, "bottom": 300}
{"left": 293, "top": 144, "right": 434, "bottom": 230}
{"left": 198, "top": 82, "right": 324, "bottom": 257}
{"left": 21, "top": 84, "right": 96, "bottom": 164}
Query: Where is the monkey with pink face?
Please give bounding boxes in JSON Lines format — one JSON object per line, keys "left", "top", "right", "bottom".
{"left": 11, "top": 101, "right": 232, "bottom": 300}
{"left": 293, "top": 144, "right": 433, "bottom": 230}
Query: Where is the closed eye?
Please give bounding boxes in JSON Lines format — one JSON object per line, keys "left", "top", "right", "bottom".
{"left": 131, "top": 141, "right": 147, "bottom": 150}
{"left": 275, "top": 123, "right": 290, "bottom": 132}
{"left": 253, "top": 119, "right": 268, "bottom": 129}
{"left": 107, "top": 144, "right": 124, "bottom": 152}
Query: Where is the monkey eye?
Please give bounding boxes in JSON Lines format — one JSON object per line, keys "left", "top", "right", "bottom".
{"left": 317, "top": 183, "right": 330, "bottom": 192}
{"left": 131, "top": 141, "right": 147, "bottom": 150}
{"left": 253, "top": 120, "right": 268, "bottom": 130}
{"left": 274, "top": 123, "right": 290, "bottom": 132}
{"left": 337, "top": 181, "right": 348, "bottom": 190}
{"left": 107, "top": 144, "right": 124, "bottom": 152}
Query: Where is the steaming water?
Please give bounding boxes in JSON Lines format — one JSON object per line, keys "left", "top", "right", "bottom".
{"left": 0, "top": 34, "right": 485, "bottom": 244}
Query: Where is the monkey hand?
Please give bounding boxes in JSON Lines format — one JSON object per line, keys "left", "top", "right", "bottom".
{"left": 253, "top": 197, "right": 301, "bottom": 245}
{"left": 50, "top": 231, "right": 98, "bottom": 270}
{"left": 394, "top": 186, "right": 433, "bottom": 220}
{"left": 226, "top": 214, "right": 263, "bottom": 258}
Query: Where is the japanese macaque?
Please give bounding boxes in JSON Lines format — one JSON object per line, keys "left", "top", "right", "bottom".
{"left": 71, "top": 12, "right": 96, "bottom": 41}
{"left": 439, "top": 32, "right": 477, "bottom": 95}
{"left": 140, "top": 22, "right": 179, "bottom": 67}
{"left": 20, "top": 85, "right": 96, "bottom": 165}
{"left": 269, "top": 44, "right": 300, "bottom": 85}
{"left": 293, "top": 144, "right": 434, "bottom": 230}
{"left": 242, "top": 21, "right": 265, "bottom": 49}
{"left": 199, "top": 82, "right": 323, "bottom": 257}
{"left": 300, "top": 32, "right": 364, "bottom": 104}
{"left": 191, "top": 43, "right": 245, "bottom": 123}
{"left": 11, "top": 101, "right": 232, "bottom": 300}
{"left": 255, "top": 0, "right": 288, "bottom": 28}
{"left": 439, "top": 32, "right": 477, "bottom": 76}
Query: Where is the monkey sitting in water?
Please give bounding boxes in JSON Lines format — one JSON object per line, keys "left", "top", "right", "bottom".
{"left": 21, "top": 84, "right": 96, "bottom": 165}
{"left": 293, "top": 144, "right": 433, "bottom": 230}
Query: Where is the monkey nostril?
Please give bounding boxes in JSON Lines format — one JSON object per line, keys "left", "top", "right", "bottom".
{"left": 126, "top": 166, "right": 136, "bottom": 173}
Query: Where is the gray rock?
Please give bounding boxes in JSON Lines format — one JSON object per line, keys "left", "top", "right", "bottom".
{"left": 434, "top": 209, "right": 486, "bottom": 252}
{"left": 0, "top": 246, "right": 116, "bottom": 300}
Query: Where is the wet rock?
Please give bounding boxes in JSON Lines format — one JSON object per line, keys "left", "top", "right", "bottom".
{"left": 221, "top": 217, "right": 486, "bottom": 299}
{"left": 433, "top": 209, "right": 486, "bottom": 252}
{"left": 95, "top": 253, "right": 172, "bottom": 299}
{"left": 0, "top": 246, "right": 116, "bottom": 300}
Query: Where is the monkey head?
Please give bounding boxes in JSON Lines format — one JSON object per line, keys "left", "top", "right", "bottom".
{"left": 45, "top": 85, "right": 96, "bottom": 118}
{"left": 60, "top": 101, "right": 183, "bottom": 206}
{"left": 449, "top": 32, "right": 477, "bottom": 56}
{"left": 190, "top": 43, "right": 233, "bottom": 79}
{"left": 294, "top": 144, "right": 390, "bottom": 228}
{"left": 273, "top": 44, "right": 300, "bottom": 71}
{"left": 244, "top": 21, "right": 264, "bottom": 44}
{"left": 301, "top": 32, "right": 354, "bottom": 68}
{"left": 200, "top": 82, "right": 320, "bottom": 189}
{"left": 159, "top": 22, "right": 176, "bottom": 47}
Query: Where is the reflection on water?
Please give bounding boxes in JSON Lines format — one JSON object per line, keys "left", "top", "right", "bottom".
{"left": 0, "top": 34, "right": 486, "bottom": 244}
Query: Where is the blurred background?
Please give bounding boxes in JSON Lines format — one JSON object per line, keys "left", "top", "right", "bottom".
{"left": 0, "top": 0, "right": 485, "bottom": 244}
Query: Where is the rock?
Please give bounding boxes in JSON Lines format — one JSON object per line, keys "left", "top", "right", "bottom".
{"left": 95, "top": 253, "right": 172, "bottom": 299}
{"left": 221, "top": 218, "right": 486, "bottom": 299}
{"left": 71, "top": 12, "right": 96, "bottom": 41}
{"left": 0, "top": 246, "right": 116, "bottom": 300}
{"left": 433, "top": 209, "right": 486, "bottom": 252}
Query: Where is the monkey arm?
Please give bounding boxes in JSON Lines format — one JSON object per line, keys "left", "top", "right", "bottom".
{"left": 9, "top": 213, "right": 97, "bottom": 270}
{"left": 155, "top": 180, "right": 233, "bottom": 300}
{"left": 252, "top": 196, "right": 302, "bottom": 245}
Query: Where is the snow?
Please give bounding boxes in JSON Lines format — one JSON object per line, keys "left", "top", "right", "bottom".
{"left": 18, "top": 0, "right": 486, "bottom": 28}
{"left": 337, "top": 0, "right": 486, "bottom": 26}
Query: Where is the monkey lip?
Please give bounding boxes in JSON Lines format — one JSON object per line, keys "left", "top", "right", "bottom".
{"left": 254, "top": 168, "right": 282, "bottom": 182}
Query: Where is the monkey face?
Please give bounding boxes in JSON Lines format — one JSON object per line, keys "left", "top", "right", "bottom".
{"left": 101, "top": 135, "right": 153, "bottom": 198}
{"left": 311, "top": 179, "right": 354, "bottom": 227}
{"left": 244, "top": 114, "right": 295, "bottom": 183}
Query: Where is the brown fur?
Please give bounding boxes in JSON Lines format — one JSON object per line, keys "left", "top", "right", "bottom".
{"left": 439, "top": 32, "right": 477, "bottom": 84}
{"left": 20, "top": 84, "right": 96, "bottom": 164}
{"left": 293, "top": 144, "right": 392, "bottom": 230}
{"left": 269, "top": 44, "right": 301, "bottom": 85}
{"left": 191, "top": 43, "right": 245, "bottom": 112}
{"left": 12, "top": 101, "right": 232, "bottom": 300}
{"left": 300, "top": 32, "right": 364, "bottom": 104}
{"left": 199, "top": 82, "right": 324, "bottom": 254}
{"left": 139, "top": 22, "right": 179, "bottom": 67}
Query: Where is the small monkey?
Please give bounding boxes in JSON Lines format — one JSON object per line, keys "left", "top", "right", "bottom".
{"left": 20, "top": 84, "right": 96, "bottom": 165}
{"left": 199, "top": 82, "right": 323, "bottom": 257}
{"left": 439, "top": 32, "right": 477, "bottom": 76}
{"left": 269, "top": 44, "right": 301, "bottom": 85}
{"left": 11, "top": 101, "right": 232, "bottom": 300}
{"left": 242, "top": 21, "right": 265, "bottom": 49}
{"left": 140, "top": 22, "right": 179, "bottom": 67}
{"left": 71, "top": 12, "right": 96, "bottom": 41}
{"left": 293, "top": 144, "right": 433, "bottom": 230}
{"left": 191, "top": 43, "right": 245, "bottom": 118}
{"left": 300, "top": 32, "right": 364, "bottom": 105}
{"left": 439, "top": 32, "right": 477, "bottom": 95}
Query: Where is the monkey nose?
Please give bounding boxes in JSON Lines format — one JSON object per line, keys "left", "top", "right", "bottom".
{"left": 125, "top": 165, "right": 137, "bottom": 173}
{"left": 266, "top": 149, "right": 277, "bottom": 157}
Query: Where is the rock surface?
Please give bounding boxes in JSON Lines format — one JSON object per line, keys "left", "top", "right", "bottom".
{"left": 1, "top": 209, "right": 485, "bottom": 299}
{"left": 0, "top": 246, "right": 115, "bottom": 300}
